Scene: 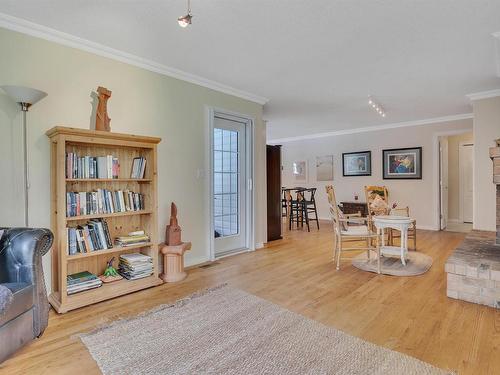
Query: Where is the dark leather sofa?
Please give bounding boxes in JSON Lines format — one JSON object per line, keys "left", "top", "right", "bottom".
{"left": 0, "top": 227, "right": 53, "bottom": 363}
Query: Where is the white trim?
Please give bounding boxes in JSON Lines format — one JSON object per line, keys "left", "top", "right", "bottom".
{"left": 268, "top": 113, "right": 473, "bottom": 144}
{"left": 185, "top": 255, "right": 211, "bottom": 268}
{"left": 466, "top": 89, "right": 500, "bottom": 101}
{"left": 0, "top": 12, "right": 269, "bottom": 105}
{"left": 458, "top": 141, "right": 474, "bottom": 223}
{"left": 255, "top": 242, "right": 265, "bottom": 249}
{"left": 447, "top": 219, "right": 460, "bottom": 224}
{"left": 206, "top": 107, "right": 255, "bottom": 261}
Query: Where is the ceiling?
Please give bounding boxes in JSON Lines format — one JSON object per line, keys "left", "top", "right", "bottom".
{"left": 1, "top": 0, "right": 500, "bottom": 141}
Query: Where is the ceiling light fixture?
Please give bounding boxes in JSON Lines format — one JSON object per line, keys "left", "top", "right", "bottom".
{"left": 368, "top": 96, "right": 386, "bottom": 118}
{"left": 178, "top": 0, "right": 193, "bottom": 28}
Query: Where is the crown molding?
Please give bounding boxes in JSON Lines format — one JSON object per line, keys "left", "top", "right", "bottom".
{"left": 0, "top": 12, "right": 269, "bottom": 105}
{"left": 268, "top": 113, "right": 473, "bottom": 144}
{"left": 466, "top": 89, "right": 500, "bottom": 101}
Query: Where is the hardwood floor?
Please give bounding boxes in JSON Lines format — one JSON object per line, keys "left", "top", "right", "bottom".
{"left": 1, "top": 222, "right": 499, "bottom": 374}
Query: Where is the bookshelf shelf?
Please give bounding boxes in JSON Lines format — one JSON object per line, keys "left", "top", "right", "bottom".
{"left": 66, "top": 178, "right": 152, "bottom": 183}
{"left": 67, "top": 242, "right": 154, "bottom": 260}
{"left": 47, "top": 126, "right": 162, "bottom": 314}
{"left": 66, "top": 210, "right": 152, "bottom": 222}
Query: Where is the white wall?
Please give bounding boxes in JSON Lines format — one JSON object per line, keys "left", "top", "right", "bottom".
{"left": 472, "top": 96, "right": 500, "bottom": 231}
{"left": 280, "top": 119, "right": 473, "bottom": 230}
{"left": 0, "top": 28, "right": 266, "bottom": 292}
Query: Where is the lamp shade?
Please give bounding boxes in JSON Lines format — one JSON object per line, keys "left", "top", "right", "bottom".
{"left": 1, "top": 85, "right": 47, "bottom": 106}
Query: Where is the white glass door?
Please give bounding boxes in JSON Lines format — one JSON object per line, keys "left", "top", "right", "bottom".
{"left": 213, "top": 116, "right": 247, "bottom": 256}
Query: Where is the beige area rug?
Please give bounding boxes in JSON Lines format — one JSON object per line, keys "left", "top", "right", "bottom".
{"left": 352, "top": 250, "right": 433, "bottom": 276}
{"left": 80, "top": 285, "right": 451, "bottom": 375}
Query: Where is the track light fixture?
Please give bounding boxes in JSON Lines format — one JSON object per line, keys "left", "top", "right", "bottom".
{"left": 368, "top": 96, "right": 386, "bottom": 117}
{"left": 178, "top": 0, "right": 193, "bottom": 28}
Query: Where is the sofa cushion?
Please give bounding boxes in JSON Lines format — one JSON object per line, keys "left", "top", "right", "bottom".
{"left": 0, "top": 283, "right": 33, "bottom": 328}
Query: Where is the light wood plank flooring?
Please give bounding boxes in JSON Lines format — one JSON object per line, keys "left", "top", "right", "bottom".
{"left": 1, "top": 222, "right": 499, "bottom": 374}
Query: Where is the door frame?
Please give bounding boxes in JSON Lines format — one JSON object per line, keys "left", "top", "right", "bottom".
{"left": 459, "top": 141, "right": 474, "bottom": 223}
{"left": 439, "top": 137, "right": 449, "bottom": 230}
{"left": 206, "top": 106, "right": 255, "bottom": 261}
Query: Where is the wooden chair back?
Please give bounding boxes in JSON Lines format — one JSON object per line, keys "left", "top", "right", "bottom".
{"left": 325, "top": 185, "right": 341, "bottom": 232}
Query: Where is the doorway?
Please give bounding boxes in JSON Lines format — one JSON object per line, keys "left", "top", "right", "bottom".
{"left": 208, "top": 109, "right": 254, "bottom": 259}
{"left": 438, "top": 131, "right": 473, "bottom": 233}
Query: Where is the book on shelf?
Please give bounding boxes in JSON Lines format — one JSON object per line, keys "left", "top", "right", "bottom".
{"left": 66, "top": 152, "right": 119, "bottom": 179}
{"left": 67, "top": 218, "right": 113, "bottom": 255}
{"left": 66, "top": 271, "right": 102, "bottom": 294}
{"left": 66, "top": 189, "right": 145, "bottom": 217}
{"left": 118, "top": 253, "right": 153, "bottom": 280}
{"left": 115, "top": 230, "right": 150, "bottom": 247}
{"left": 130, "top": 157, "right": 147, "bottom": 179}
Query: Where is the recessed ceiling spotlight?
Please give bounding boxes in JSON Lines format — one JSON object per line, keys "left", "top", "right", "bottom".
{"left": 368, "top": 96, "right": 386, "bottom": 118}
{"left": 178, "top": 0, "right": 193, "bottom": 28}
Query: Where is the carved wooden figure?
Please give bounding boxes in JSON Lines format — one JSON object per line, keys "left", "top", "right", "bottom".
{"left": 95, "top": 86, "right": 112, "bottom": 132}
{"left": 166, "top": 202, "right": 182, "bottom": 246}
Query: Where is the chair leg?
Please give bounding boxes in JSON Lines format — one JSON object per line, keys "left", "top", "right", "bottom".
{"left": 336, "top": 239, "right": 342, "bottom": 270}
{"left": 304, "top": 203, "right": 310, "bottom": 232}
{"left": 366, "top": 238, "right": 370, "bottom": 261}
{"left": 313, "top": 201, "right": 320, "bottom": 229}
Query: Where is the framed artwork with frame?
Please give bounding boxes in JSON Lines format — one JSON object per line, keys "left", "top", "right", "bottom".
{"left": 382, "top": 147, "right": 422, "bottom": 179}
{"left": 342, "top": 151, "right": 371, "bottom": 177}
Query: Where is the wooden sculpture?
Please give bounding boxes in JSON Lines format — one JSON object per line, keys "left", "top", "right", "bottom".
{"left": 165, "top": 202, "right": 182, "bottom": 246}
{"left": 95, "top": 86, "right": 112, "bottom": 131}
{"left": 160, "top": 202, "right": 191, "bottom": 282}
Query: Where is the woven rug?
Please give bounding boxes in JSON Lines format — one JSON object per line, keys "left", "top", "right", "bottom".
{"left": 80, "top": 285, "right": 451, "bottom": 375}
{"left": 352, "top": 250, "right": 433, "bottom": 276}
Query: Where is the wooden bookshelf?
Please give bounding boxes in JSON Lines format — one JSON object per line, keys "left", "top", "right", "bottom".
{"left": 46, "top": 126, "right": 163, "bottom": 313}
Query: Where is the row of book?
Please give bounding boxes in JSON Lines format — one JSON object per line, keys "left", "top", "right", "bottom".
{"left": 66, "top": 189, "right": 145, "bottom": 217}
{"left": 67, "top": 219, "right": 113, "bottom": 255}
{"left": 67, "top": 271, "right": 102, "bottom": 294}
{"left": 66, "top": 153, "right": 119, "bottom": 179}
{"left": 118, "top": 253, "right": 153, "bottom": 280}
{"left": 130, "top": 157, "right": 147, "bottom": 179}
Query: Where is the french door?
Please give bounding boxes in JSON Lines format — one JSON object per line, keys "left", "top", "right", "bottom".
{"left": 213, "top": 114, "right": 248, "bottom": 256}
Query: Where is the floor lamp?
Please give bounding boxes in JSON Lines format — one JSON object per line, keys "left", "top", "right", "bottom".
{"left": 1, "top": 86, "right": 48, "bottom": 227}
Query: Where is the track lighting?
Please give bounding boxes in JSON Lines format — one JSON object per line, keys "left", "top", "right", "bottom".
{"left": 368, "top": 96, "right": 386, "bottom": 118}
{"left": 178, "top": 0, "right": 193, "bottom": 27}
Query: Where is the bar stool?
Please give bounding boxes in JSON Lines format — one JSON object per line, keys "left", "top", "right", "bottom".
{"left": 302, "top": 188, "right": 320, "bottom": 230}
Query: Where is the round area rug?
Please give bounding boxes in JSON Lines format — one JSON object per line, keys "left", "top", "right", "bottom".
{"left": 352, "top": 250, "right": 433, "bottom": 276}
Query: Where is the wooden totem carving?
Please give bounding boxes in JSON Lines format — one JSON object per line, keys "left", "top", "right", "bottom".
{"left": 166, "top": 202, "right": 182, "bottom": 246}
{"left": 95, "top": 86, "right": 112, "bottom": 132}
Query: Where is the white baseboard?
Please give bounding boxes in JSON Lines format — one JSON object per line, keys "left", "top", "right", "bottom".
{"left": 255, "top": 242, "right": 265, "bottom": 249}
{"left": 184, "top": 255, "right": 211, "bottom": 268}
{"left": 416, "top": 225, "right": 439, "bottom": 231}
{"left": 447, "top": 219, "right": 460, "bottom": 224}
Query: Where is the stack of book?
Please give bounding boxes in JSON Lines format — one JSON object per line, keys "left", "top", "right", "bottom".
{"left": 115, "top": 231, "right": 150, "bottom": 247}
{"left": 118, "top": 253, "right": 153, "bottom": 280}
{"left": 130, "top": 157, "right": 147, "bottom": 179}
{"left": 66, "top": 189, "right": 145, "bottom": 217}
{"left": 67, "top": 218, "right": 112, "bottom": 255}
{"left": 67, "top": 271, "right": 102, "bottom": 294}
{"left": 66, "top": 153, "right": 119, "bottom": 179}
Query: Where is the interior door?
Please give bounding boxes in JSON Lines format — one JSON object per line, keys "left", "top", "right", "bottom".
{"left": 213, "top": 116, "right": 247, "bottom": 256}
{"left": 460, "top": 143, "right": 473, "bottom": 223}
{"left": 439, "top": 138, "right": 449, "bottom": 230}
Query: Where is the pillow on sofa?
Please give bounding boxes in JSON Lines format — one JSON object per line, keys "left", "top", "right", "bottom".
{"left": 0, "top": 285, "right": 13, "bottom": 316}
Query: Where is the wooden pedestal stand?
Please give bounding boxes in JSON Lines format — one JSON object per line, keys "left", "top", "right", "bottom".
{"left": 160, "top": 242, "right": 191, "bottom": 282}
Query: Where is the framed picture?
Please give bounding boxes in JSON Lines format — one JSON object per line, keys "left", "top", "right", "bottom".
{"left": 382, "top": 147, "right": 422, "bottom": 179}
{"left": 292, "top": 160, "right": 307, "bottom": 182}
{"left": 342, "top": 151, "right": 371, "bottom": 177}
{"left": 316, "top": 155, "right": 334, "bottom": 181}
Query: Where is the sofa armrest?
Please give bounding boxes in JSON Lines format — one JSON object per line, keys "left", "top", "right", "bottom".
{"left": 0, "top": 228, "right": 53, "bottom": 337}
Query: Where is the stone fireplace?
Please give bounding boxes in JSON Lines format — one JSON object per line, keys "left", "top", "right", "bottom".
{"left": 445, "top": 139, "right": 500, "bottom": 308}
